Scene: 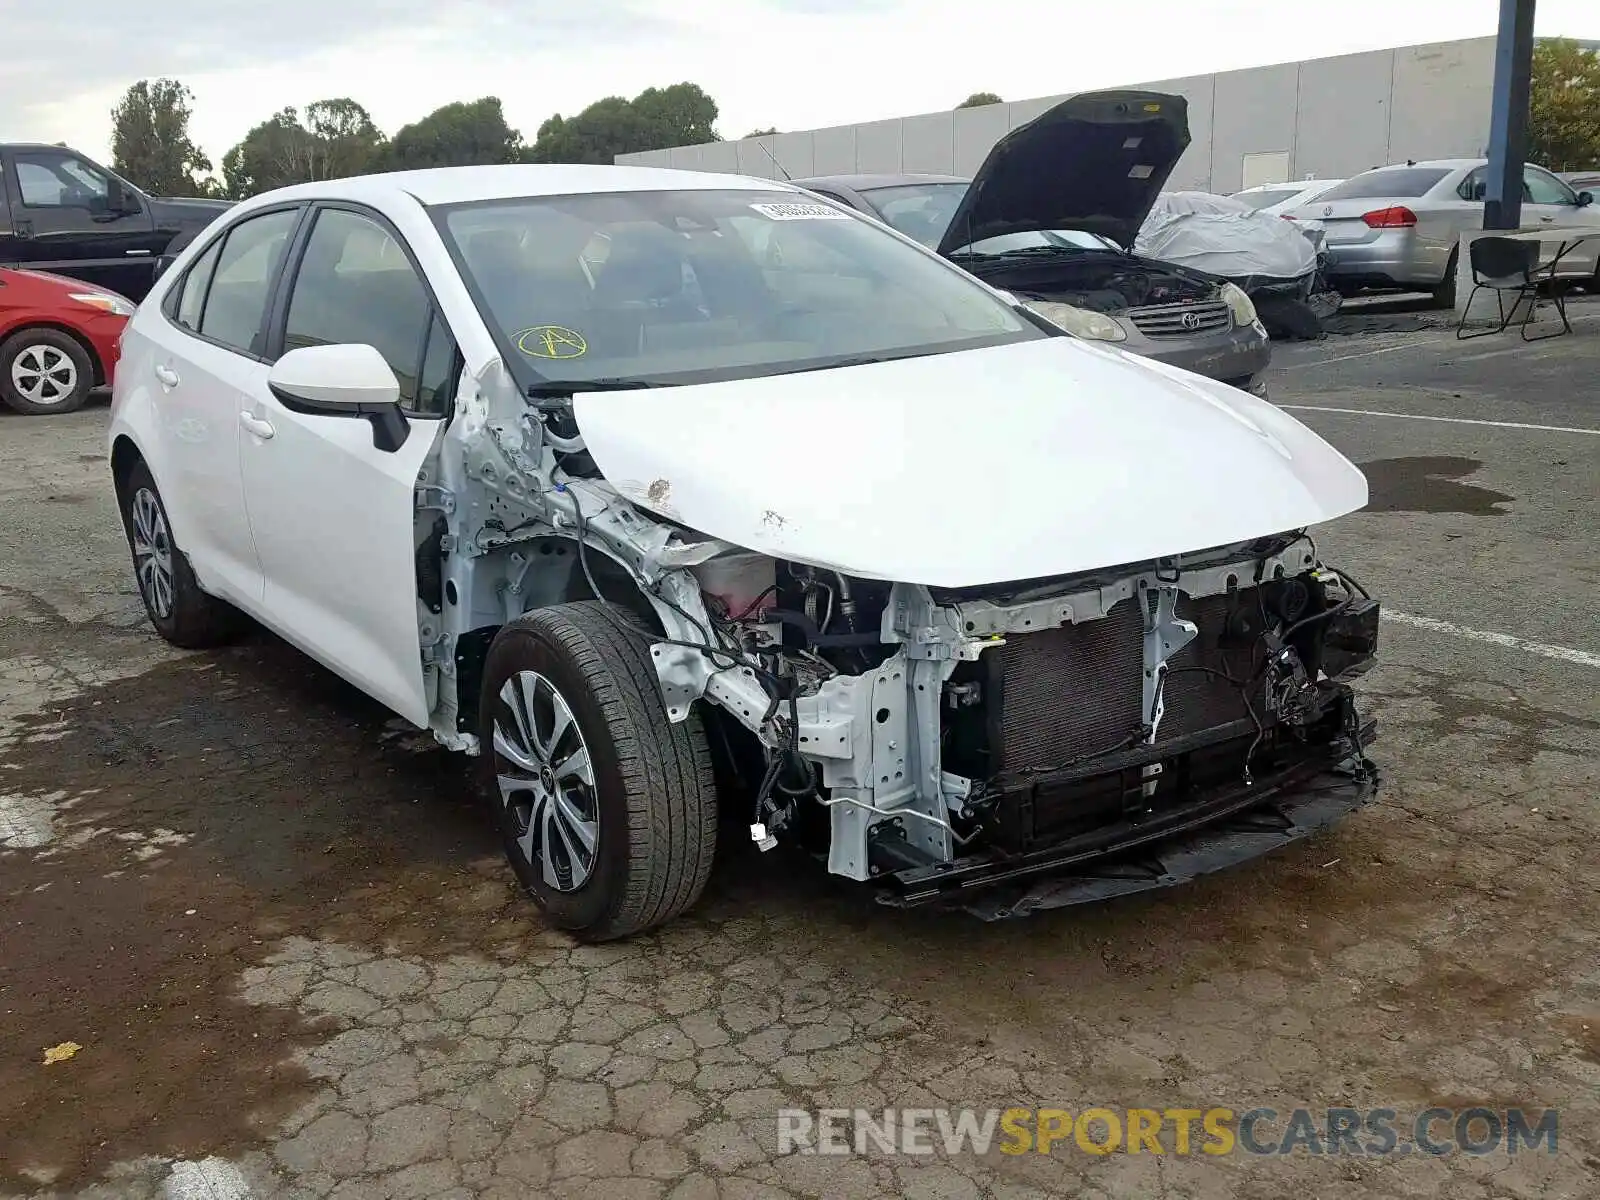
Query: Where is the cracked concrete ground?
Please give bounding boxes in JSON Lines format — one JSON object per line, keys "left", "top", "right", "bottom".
{"left": 3, "top": 317, "right": 1598, "bottom": 1200}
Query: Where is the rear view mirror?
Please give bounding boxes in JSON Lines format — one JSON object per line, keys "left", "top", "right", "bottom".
{"left": 267, "top": 343, "right": 410, "bottom": 452}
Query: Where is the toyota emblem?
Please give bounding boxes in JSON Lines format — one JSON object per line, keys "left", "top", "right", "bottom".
{"left": 1323, "top": 204, "right": 1333, "bottom": 216}
{"left": 1180, "top": 311, "right": 1202, "bottom": 330}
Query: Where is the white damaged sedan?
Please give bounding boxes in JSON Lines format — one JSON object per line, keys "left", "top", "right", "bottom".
{"left": 109, "top": 164, "right": 1382, "bottom": 940}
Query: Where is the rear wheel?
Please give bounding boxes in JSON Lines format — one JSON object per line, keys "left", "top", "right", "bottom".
{"left": 121, "top": 460, "right": 245, "bottom": 648}
{"left": 0, "top": 327, "right": 93, "bottom": 415}
{"left": 480, "top": 602, "right": 717, "bottom": 941}
{"left": 1431, "top": 248, "right": 1460, "bottom": 309}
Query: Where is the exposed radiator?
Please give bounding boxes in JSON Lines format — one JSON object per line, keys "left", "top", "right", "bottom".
{"left": 993, "top": 592, "right": 1269, "bottom": 774}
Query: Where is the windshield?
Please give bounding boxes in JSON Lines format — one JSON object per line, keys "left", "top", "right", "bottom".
{"left": 1236, "top": 187, "right": 1304, "bottom": 211}
{"left": 857, "top": 182, "right": 969, "bottom": 247}
{"left": 858, "top": 183, "right": 1120, "bottom": 256}
{"left": 436, "top": 188, "right": 1040, "bottom": 389}
{"left": 1316, "top": 168, "right": 1451, "bottom": 201}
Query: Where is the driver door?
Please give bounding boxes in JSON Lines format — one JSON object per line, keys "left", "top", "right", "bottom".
{"left": 3, "top": 147, "right": 160, "bottom": 297}
{"left": 239, "top": 203, "right": 459, "bottom": 727}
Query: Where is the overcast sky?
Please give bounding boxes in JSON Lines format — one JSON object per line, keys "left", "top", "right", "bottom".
{"left": 5, "top": 0, "right": 1597, "bottom": 168}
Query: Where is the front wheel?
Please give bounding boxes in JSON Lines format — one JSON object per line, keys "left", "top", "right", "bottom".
{"left": 0, "top": 328, "right": 93, "bottom": 415}
{"left": 480, "top": 602, "right": 718, "bottom": 941}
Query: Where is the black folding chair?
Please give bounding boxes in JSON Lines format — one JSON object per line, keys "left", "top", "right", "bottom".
{"left": 1455, "top": 236, "right": 1573, "bottom": 342}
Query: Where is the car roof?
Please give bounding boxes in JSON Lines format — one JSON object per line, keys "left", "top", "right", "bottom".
{"left": 237, "top": 164, "right": 803, "bottom": 209}
{"left": 794, "top": 173, "right": 969, "bottom": 192}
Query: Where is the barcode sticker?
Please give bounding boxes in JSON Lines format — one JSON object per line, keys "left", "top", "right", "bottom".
{"left": 749, "top": 202, "right": 851, "bottom": 221}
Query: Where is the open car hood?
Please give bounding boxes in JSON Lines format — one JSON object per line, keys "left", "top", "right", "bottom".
{"left": 937, "top": 90, "right": 1190, "bottom": 255}
{"left": 573, "top": 339, "right": 1367, "bottom": 588}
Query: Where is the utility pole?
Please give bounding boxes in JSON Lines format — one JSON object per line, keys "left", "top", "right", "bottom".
{"left": 1483, "top": 0, "right": 1536, "bottom": 230}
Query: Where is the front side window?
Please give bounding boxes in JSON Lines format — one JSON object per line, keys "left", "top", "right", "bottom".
{"left": 1524, "top": 167, "right": 1577, "bottom": 206}
{"left": 436, "top": 188, "right": 1038, "bottom": 391}
{"left": 15, "top": 152, "right": 111, "bottom": 209}
{"left": 281, "top": 208, "right": 448, "bottom": 413}
{"left": 198, "top": 208, "right": 299, "bottom": 355}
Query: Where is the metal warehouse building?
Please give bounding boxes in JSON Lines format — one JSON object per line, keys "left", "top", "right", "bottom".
{"left": 617, "top": 37, "right": 1509, "bottom": 192}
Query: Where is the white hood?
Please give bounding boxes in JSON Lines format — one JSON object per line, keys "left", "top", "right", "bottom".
{"left": 573, "top": 338, "right": 1367, "bottom": 587}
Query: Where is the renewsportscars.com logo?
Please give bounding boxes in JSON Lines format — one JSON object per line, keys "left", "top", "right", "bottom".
{"left": 776, "top": 1107, "right": 1560, "bottom": 1158}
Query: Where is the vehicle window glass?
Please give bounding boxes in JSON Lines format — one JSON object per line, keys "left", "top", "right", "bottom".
{"left": 1237, "top": 188, "right": 1304, "bottom": 211}
{"left": 414, "top": 314, "right": 459, "bottom": 417}
{"left": 1316, "top": 168, "right": 1450, "bottom": 201}
{"left": 1524, "top": 167, "right": 1577, "bottom": 205}
{"left": 1458, "top": 169, "right": 1485, "bottom": 202}
{"left": 438, "top": 187, "right": 1039, "bottom": 392}
{"left": 175, "top": 239, "right": 223, "bottom": 332}
{"left": 282, "top": 208, "right": 434, "bottom": 408}
{"left": 860, "top": 182, "right": 970, "bottom": 247}
{"left": 198, "top": 209, "right": 298, "bottom": 355}
{"left": 14, "top": 152, "right": 111, "bottom": 209}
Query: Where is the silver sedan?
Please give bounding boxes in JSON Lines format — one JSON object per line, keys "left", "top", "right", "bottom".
{"left": 1292, "top": 159, "right": 1600, "bottom": 305}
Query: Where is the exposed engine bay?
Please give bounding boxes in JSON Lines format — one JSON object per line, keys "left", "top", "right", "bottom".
{"left": 419, "top": 368, "right": 1381, "bottom": 914}
{"left": 958, "top": 250, "right": 1217, "bottom": 315}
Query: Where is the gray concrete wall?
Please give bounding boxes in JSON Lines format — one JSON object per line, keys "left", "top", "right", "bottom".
{"left": 618, "top": 37, "right": 1499, "bottom": 190}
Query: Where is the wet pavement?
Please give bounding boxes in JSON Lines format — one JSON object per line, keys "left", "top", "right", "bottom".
{"left": 2, "top": 313, "right": 1598, "bottom": 1199}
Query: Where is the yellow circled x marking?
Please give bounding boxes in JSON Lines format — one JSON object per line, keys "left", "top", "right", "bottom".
{"left": 515, "top": 325, "right": 588, "bottom": 359}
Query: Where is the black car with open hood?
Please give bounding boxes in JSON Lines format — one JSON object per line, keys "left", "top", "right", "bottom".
{"left": 936, "top": 90, "right": 1191, "bottom": 255}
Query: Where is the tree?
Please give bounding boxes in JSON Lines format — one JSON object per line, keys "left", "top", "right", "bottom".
{"left": 956, "top": 92, "right": 1003, "bottom": 109}
{"left": 1528, "top": 39, "right": 1600, "bottom": 172}
{"left": 380, "top": 98, "right": 523, "bottom": 171}
{"left": 304, "top": 98, "right": 385, "bottom": 178}
{"left": 745, "top": 127, "right": 779, "bottom": 138}
{"left": 109, "top": 79, "right": 213, "bottom": 196}
{"left": 528, "top": 82, "right": 720, "bottom": 164}
{"left": 219, "top": 100, "right": 385, "bottom": 199}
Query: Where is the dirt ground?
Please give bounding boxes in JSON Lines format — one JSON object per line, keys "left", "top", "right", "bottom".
{"left": 2, "top": 307, "right": 1598, "bottom": 1199}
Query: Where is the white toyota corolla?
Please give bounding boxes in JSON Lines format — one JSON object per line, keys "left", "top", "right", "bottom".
{"left": 110, "top": 157, "right": 1382, "bottom": 940}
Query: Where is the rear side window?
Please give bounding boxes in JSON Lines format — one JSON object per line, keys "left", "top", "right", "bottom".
{"left": 1317, "top": 169, "right": 1451, "bottom": 201}
{"left": 281, "top": 207, "right": 454, "bottom": 416}
{"left": 174, "top": 240, "right": 222, "bottom": 332}
{"left": 197, "top": 209, "right": 299, "bottom": 355}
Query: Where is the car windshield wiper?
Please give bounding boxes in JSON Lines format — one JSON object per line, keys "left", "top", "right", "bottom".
{"left": 950, "top": 244, "right": 1119, "bottom": 260}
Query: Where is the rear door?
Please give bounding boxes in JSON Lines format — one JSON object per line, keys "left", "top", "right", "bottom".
{"left": 239, "top": 202, "right": 458, "bottom": 726}
{"left": 0, "top": 171, "right": 18, "bottom": 266}
{"left": 150, "top": 204, "right": 304, "bottom": 606}
{"left": 2, "top": 147, "right": 161, "bottom": 297}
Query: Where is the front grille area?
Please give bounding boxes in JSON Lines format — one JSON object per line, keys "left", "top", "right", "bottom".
{"left": 993, "top": 591, "right": 1270, "bottom": 775}
{"left": 1128, "top": 300, "right": 1232, "bottom": 338}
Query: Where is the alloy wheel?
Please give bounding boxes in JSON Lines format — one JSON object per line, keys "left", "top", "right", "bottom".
{"left": 130, "top": 487, "right": 175, "bottom": 620}
{"left": 493, "top": 670, "right": 599, "bottom": 891}
{"left": 10, "top": 344, "right": 78, "bottom": 408}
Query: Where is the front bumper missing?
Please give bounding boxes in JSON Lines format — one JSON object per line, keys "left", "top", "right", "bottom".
{"left": 876, "top": 727, "right": 1378, "bottom": 919}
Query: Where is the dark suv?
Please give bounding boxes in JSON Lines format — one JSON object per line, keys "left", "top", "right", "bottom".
{"left": 0, "top": 144, "right": 231, "bottom": 302}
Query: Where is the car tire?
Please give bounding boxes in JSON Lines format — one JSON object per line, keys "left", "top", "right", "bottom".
{"left": 480, "top": 601, "right": 718, "bottom": 941}
{"left": 0, "top": 327, "right": 94, "bottom": 416}
{"left": 121, "top": 460, "right": 246, "bottom": 648}
{"left": 1431, "top": 249, "right": 1459, "bottom": 309}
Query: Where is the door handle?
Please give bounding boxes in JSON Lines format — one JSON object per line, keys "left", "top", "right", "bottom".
{"left": 154, "top": 364, "right": 180, "bottom": 388}
{"left": 239, "top": 412, "right": 276, "bottom": 440}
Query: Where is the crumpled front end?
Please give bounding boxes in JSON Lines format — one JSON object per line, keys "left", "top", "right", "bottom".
{"left": 648, "top": 533, "right": 1380, "bottom": 912}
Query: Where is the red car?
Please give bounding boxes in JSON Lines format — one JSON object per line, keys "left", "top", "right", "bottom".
{"left": 0, "top": 268, "right": 134, "bottom": 415}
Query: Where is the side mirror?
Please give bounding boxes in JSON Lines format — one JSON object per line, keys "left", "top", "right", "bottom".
{"left": 113, "top": 181, "right": 142, "bottom": 214}
{"left": 1579, "top": 191, "right": 1594, "bottom": 208}
{"left": 267, "top": 344, "right": 410, "bottom": 453}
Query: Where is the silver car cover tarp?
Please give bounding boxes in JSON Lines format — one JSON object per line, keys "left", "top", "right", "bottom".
{"left": 1136, "top": 191, "right": 1319, "bottom": 285}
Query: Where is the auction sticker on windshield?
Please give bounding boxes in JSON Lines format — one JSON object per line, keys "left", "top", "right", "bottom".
{"left": 750, "top": 202, "right": 852, "bottom": 221}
